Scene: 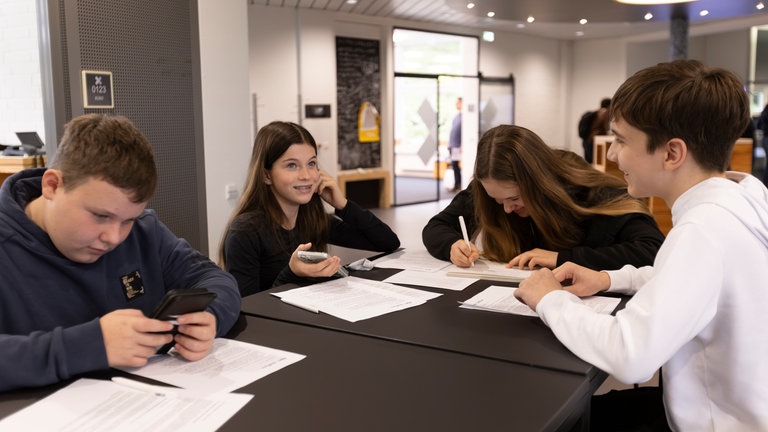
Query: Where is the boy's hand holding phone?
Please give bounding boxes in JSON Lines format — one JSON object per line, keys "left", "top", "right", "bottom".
{"left": 150, "top": 288, "right": 217, "bottom": 356}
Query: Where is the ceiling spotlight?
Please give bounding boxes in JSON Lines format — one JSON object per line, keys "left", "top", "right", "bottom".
{"left": 487, "top": 11, "right": 495, "bottom": 17}
{"left": 758, "top": 2, "right": 765, "bottom": 10}
{"left": 699, "top": 9, "right": 709, "bottom": 16}
{"left": 615, "top": 0, "right": 695, "bottom": 4}
{"left": 579, "top": 18, "right": 588, "bottom": 25}
{"left": 527, "top": 16, "right": 535, "bottom": 23}
{"left": 467, "top": 2, "right": 475, "bottom": 9}
{"left": 482, "top": 31, "right": 495, "bottom": 42}
{"left": 644, "top": 12, "right": 654, "bottom": 20}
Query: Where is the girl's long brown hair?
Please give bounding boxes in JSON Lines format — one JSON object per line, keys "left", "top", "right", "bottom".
{"left": 218, "top": 121, "right": 329, "bottom": 267}
{"left": 473, "top": 125, "right": 650, "bottom": 262}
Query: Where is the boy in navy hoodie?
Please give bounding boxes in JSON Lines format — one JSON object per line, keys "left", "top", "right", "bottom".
{"left": 0, "top": 114, "right": 240, "bottom": 391}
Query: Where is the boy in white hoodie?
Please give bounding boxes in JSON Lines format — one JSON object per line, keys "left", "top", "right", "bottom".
{"left": 515, "top": 59, "right": 768, "bottom": 431}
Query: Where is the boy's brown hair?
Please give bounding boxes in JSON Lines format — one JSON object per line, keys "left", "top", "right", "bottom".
{"left": 50, "top": 114, "right": 157, "bottom": 202}
{"left": 610, "top": 59, "right": 750, "bottom": 172}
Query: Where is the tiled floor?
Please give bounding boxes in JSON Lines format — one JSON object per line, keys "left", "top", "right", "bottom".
{"left": 356, "top": 199, "right": 659, "bottom": 395}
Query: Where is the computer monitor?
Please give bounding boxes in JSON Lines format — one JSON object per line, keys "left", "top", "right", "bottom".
{"left": 9, "top": 132, "right": 45, "bottom": 156}
{"left": 15, "top": 132, "right": 44, "bottom": 149}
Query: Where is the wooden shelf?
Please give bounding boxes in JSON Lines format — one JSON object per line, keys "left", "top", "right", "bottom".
{"left": 337, "top": 167, "right": 391, "bottom": 208}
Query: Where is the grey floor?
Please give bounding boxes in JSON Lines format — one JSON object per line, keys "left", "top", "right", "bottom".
{"left": 332, "top": 198, "right": 659, "bottom": 395}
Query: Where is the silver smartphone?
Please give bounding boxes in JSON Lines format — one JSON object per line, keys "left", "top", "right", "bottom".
{"left": 297, "top": 250, "right": 330, "bottom": 262}
{"left": 297, "top": 250, "right": 348, "bottom": 277}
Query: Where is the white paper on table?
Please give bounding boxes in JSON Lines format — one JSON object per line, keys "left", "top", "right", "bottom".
{"left": 273, "top": 276, "right": 442, "bottom": 322}
{"left": 459, "top": 285, "right": 621, "bottom": 317}
{"left": 119, "top": 338, "right": 305, "bottom": 395}
{"left": 0, "top": 378, "right": 252, "bottom": 432}
{"left": 370, "top": 249, "right": 452, "bottom": 272}
{"left": 446, "top": 259, "right": 533, "bottom": 282}
{"left": 382, "top": 269, "right": 476, "bottom": 291}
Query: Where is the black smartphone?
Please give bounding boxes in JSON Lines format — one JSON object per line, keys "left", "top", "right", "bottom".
{"left": 150, "top": 288, "right": 217, "bottom": 354}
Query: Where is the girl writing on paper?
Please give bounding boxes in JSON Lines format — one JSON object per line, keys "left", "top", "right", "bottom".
{"left": 422, "top": 125, "right": 664, "bottom": 270}
{"left": 219, "top": 121, "right": 400, "bottom": 296}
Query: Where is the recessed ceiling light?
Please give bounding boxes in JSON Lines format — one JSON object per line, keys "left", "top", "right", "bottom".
{"left": 467, "top": 2, "right": 475, "bottom": 9}
{"left": 758, "top": 2, "right": 765, "bottom": 10}
{"left": 615, "top": 0, "right": 695, "bottom": 4}
{"left": 579, "top": 18, "right": 588, "bottom": 25}
{"left": 699, "top": 9, "right": 709, "bottom": 16}
{"left": 487, "top": 11, "right": 495, "bottom": 17}
{"left": 644, "top": 12, "right": 654, "bottom": 20}
{"left": 527, "top": 16, "right": 535, "bottom": 23}
{"left": 482, "top": 31, "right": 495, "bottom": 42}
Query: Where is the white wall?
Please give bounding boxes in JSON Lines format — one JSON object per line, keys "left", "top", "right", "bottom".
{"left": 198, "top": 0, "right": 252, "bottom": 258}
{"left": 0, "top": 0, "right": 44, "bottom": 146}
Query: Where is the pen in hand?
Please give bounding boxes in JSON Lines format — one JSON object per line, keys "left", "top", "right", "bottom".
{"left": 458, "top": 215, "right": 474, "bottom": 267}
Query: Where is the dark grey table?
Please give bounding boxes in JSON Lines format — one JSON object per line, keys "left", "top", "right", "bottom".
{"left": 0, "top": 315, "right": 593, "bottom": 432}
{"left": 241, "top": 267, "right": 613, "bottom": 384}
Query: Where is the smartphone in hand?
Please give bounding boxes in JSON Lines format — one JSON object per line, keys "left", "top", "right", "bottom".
{"left": 297, "top": 250, "right": 349, "bottom": 278}
{"left": 297, "top": 250, "right": 330, "bottom": 263}
{"left": 151, "top": 288, "right": 217, "bottom": 354}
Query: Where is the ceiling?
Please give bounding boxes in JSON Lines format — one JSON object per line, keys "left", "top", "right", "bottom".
{"left": 249, "top": 0, "right": 768, "bottom": 39}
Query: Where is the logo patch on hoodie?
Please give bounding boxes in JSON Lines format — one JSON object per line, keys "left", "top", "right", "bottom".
{"left": 120, "top": 270, "right": 145, "bottom": 300}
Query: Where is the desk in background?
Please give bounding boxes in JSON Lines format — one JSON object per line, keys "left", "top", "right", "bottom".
{"left": 0, "top": 155, "right": 46, "bottom": 185}
{"left": 0, "top": 315, "right": 593, "bottom": 432}
{"left": 337, "top": 167, "right": 391, "bottom": 208}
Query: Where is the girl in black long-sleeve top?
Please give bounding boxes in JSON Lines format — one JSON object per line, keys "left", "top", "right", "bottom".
{"left": 220, "top": 121, "right": 400, "bottom": 296}
{"left": 422, "top": 125, "right": 663, "bottom": 270}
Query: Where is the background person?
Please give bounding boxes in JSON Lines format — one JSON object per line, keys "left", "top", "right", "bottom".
{"left": 219, "top": 121, "right": 400, "bottom": 297}
{"left": 422, "top": 124, "right": 664, "bottom": 270}
{"left": 448, "top": 97, "right": 463, "bottom": 192}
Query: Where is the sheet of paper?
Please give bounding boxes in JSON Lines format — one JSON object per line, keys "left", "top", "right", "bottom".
{"left": 0, "top": 378, "right": 252, "bottom": 432}
{"left": 371, "top": 249, "right": 452, "bottom": 272}
{"left": 460, "top": 285, "right": 621, "bottom": 317}
{"left": 383, "top": 269, "right": 476, "bottom": 291}
{"left": 119, "top": 338, "right": 305, "bottom": 395}
{"left": 446, "top": 259, "right": 533, "bottom": 282}
{"left": 274, "top": 276, "right": 441, "bottom": 322}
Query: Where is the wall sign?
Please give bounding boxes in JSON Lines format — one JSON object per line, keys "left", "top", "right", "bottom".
{"left": 81, "top": 70, "right": 114, "bottom": 108}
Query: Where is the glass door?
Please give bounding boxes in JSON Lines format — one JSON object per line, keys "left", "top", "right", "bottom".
{"left": 393, "top": 75, "right": 439, "bottom": 205}
{"left": 393, "top": 75, "right": 479, "bottom": 205}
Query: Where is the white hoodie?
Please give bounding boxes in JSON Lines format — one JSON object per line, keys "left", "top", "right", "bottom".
{"left": 537, "top": 172, "right": 768, "bottom": 431}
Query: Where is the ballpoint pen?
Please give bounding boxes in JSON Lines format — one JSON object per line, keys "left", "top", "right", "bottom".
{"left": 458, "top": 215, "right": 474, "bottom": 267}
{"left": 111, "top": 376, "right": 175, "bottom": 397}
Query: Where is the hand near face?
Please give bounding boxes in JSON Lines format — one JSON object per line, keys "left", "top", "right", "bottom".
{"left": 449, "top": 239, "right": 480, "bottom": 267}
{"left": 288, "top": 242, "right": 343, "bottom": 278}
{"left": 316, "top": 171, "right": 348, "bottom": 210}
{"left": 509, "top": 248, "right": 558, "bottom": 269}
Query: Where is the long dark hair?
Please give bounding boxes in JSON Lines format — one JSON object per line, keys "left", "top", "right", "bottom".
{"left": 218, "top": 121, "right": 329, "bottom": 267}
{"left": 473, "top": 125, "right": 650, "bottom": 262}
